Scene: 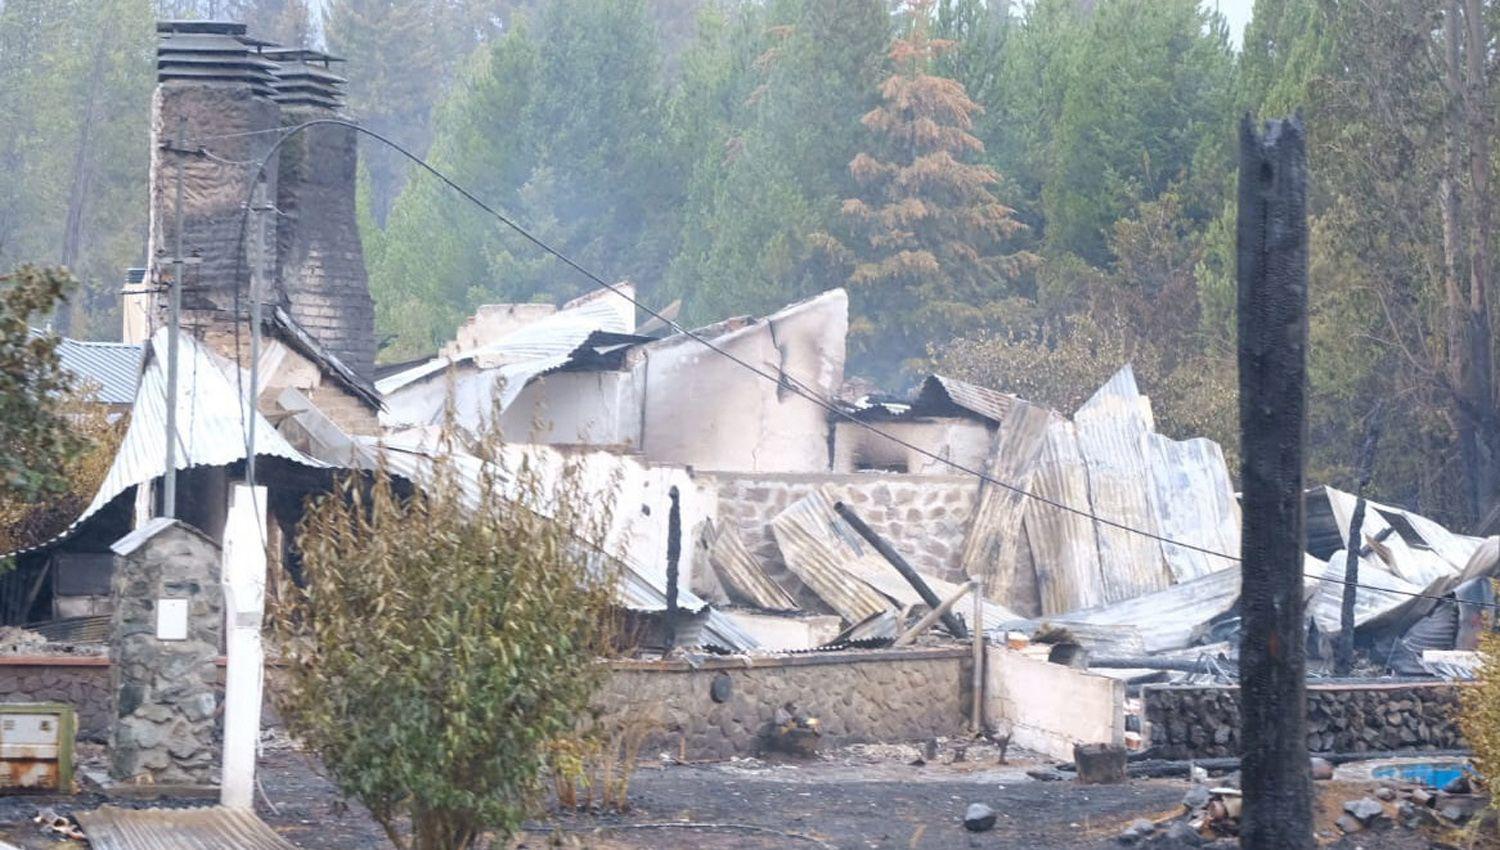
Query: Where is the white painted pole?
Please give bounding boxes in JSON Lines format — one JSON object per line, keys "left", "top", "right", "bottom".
{"left": 221, "top": 483, "right": 268, "bottom": 809}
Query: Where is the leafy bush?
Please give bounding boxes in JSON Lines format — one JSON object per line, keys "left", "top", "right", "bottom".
{"left": 1462, "top": 624, "right": 1500, "bottom": 801}
{"left": 0, "top": 266, "right": 83, "bottom": 501}
{"left": 272, "top": 433, "right": 621, "bottom": 850}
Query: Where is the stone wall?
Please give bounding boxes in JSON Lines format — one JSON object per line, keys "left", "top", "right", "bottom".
{"left": 597, "top": 647, "right": 971, "bottom": 760}
{"left": 0, "top": 659, "right": 111, "bottom": 741}
{"left": 1144, "top": 680, "right": 1470, "bottom": 759}
{"left": 711, "top": 472, "right": 980, "bottom": 590}
{"left": 110, "top": 521, "right": 225, "bottom": 784}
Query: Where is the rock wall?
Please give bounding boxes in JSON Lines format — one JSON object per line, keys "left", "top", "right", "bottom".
{"left": 1144, "top": 680, "right": 1470, "bottom": 759}
{"left": 0, "top": 660, "right": 111, "bottom": 741}
{"left": 597, "top": 648, "right": 971, "bottom": 760}
{"left": 109, "top": 522, "right": 224, "bottom": 784}
{"left": 711, "top": 472, "right": 980, "bottom": 592}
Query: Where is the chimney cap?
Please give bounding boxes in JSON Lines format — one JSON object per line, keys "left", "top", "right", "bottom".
{"left": 156, "top": 20, "right": 247, "bottom": 36}
{"left": 263, "top": 47, "right": 347, "bottom": 64}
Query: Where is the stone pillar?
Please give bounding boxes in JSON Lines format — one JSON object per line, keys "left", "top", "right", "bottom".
{"left": 107, "top": 518, "right": 224, "bottom": 785}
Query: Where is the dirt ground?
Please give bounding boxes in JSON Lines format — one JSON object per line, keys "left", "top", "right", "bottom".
{"left": 0, "top": 743, "right": 1484, "bottom": 849}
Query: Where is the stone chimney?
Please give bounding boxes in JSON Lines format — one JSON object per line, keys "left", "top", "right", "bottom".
{"left": 267, "top": 49, "right": 377, "bottom": 379}
{"left": 144, "top": 22, "right": 377, "bottom": 382}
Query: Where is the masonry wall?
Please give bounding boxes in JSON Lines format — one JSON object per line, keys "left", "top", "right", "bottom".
{"left": 0, "top": 659, "right": 111, "bottom": 741}
{"left": 597, "top": 648, "right": 971, "bottom": 760}
{"left": 986, "top": 648, "right": 1124, "bottom": 761}
{"left": 1144, "top": 680, "right": 1470, "bottom": 759}
{"left": 711, "top": 472, "right": 981, "bottom": 590}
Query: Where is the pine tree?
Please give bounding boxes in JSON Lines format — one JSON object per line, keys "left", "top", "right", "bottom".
{"left": 836, "top": 0, "right": 1032, "bottom": 380}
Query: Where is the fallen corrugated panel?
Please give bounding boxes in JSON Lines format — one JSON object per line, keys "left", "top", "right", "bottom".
{"left": 1317, "top": 487, "right": 1484, "bottom": 588}
{"left": 1145, "top": 434, "right": 1240, "bottom": 583}
{"left": 77, "top": 805, "right": 298, "bottom": 850}
{"left": 770, "top": 488, "right": 895, "bottom": 624}
{"left": 959, "top": 399, "right": 1055, "bottom": 617}
{"left": 1307, "top": 551, "right": 1425, "bottom": 635}
{"left": 709, "top": 525, "right": 799, "bottom": 611}
{"left": 353, "top": 437, "right": 757, "bottom": 652}
{"left": 2, "top": 329, "right": 325, "bottom": 560}
{"left": 1023, "top": 417, "right": 1105, "bottom": 614}
{"left": 1055, "top": 565, "right": 1241, "bottom": 653}
{"left": 1073, "top": 365, "right": 1170, "bottom": 603}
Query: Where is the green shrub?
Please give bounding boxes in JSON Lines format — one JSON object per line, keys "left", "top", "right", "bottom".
{"left": 273, "top": 434, "right": 620, "bottom": 850}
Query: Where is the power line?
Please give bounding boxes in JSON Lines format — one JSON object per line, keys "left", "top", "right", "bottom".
{"left": 211, "top": 118, "right": 1500, "bottom": 615}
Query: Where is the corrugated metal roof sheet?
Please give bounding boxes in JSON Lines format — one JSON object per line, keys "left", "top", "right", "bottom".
{"left": 1023, "top": 417, "right": 1105, "bottom": 614}
{"left": 960, "top": 399, "right": 1055, "bottom": 617}
{"left": 1055, "top": 564, "right": 1241, "bottom": 653}
{"left": 1145, "top": 435, "right": 1241, "bottom": 583}
{"left": 377, "top": 287, "right": 636, "bottom": 424}
{"left": 917, "top": 374, "right": 1017, "bottom": 423}
{"left": 709, "top": 525, "right": 799, "bottom": 611}
{"left": 47, "top": 334, "right": 144, "bottom": 404}
{"left": 1073, "top": 365, "right": 1171, "bottom": 603}
{"left": 2, "top": 329, "right": 325, "bottom": 560}
{"left": 77, "top": 805, "right": 297, "bottom": 850}
{"left": 351, "top": 437, "right": 756, "bottom": 652}
{"left": 770, "top": 488, "right": 895, "bottom": 624}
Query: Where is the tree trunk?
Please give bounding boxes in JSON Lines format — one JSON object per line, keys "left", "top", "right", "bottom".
{"left": 1235, "top": 115, "right": 1314, "bottom": 850}
{"left": 1463, "top": 0, "right": 1498, "bottom": 523}
{"left": 57, "top": 31, "right": 107, "bottom": 335}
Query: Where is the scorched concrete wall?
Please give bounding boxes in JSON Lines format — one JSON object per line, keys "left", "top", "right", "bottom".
{"left": 985, "top": 648, "right": 1125, "bottom": 761}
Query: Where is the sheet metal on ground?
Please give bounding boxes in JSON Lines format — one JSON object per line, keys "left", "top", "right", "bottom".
{"left": 77, "top": 806, "right": 297, "bottom": 850}
{"left": 959, "top": 399, "right": 1054, "bottom": 617}
{"left": 1054, "top": 565, "right": 1241, "bottom": 653}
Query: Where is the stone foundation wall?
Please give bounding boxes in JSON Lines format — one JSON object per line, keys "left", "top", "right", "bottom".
{"left": 711, "top": 473, "right": 980, "bottom": 589}
{"left": 598, "top": 647, "right": 971, "bottom": 760}
{"left": 1144, "top": 680, "right": 1469, "bottom": 759}
{"left": 0, "top": 659, "right": 111, "bottom": 740}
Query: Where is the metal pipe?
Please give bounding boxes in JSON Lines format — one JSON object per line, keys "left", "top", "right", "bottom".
{"left": 834, "top": 501, "right": 966, "bottom": 639}
{"left": 247, "top": 180, "right": 267, "bottom": 488}
{"left": 664, "top": 486, "right": 681, "bottom": 652}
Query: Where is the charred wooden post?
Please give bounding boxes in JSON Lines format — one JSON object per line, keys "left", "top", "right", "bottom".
{"left": 1336, "top": 409, "right": 1383, "bottom": 675}
{"left": 664, "top": 486, "right": 682, "bottom": 652}
{"left": 834, "top": 501, "right": 967, "bottom": 639}
{"left": 1236, "top": 115, "right": 1315, "bottom": 850}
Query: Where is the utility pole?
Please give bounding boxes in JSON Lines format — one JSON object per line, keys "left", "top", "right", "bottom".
{"left": 1336, "top": 408, "right": 1383, "bottom": 676}
{"left": 247, "top": 179, "right": 270, "bottom": 489}
{"left": 1236, "top": 115, "right": 1314, "bottom": 850}
{"left": 163, "top": 115, "right": 187, "bottom": 519}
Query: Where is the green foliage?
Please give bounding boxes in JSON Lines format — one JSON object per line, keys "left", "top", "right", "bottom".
{"left": 274, "top": 429, "right": 621, "bottom": 850}
{"left": 1042, "top": 0, "right": 1235, "bottom": 264}
{"left": 0, "top": 266, "right": 84, "bottom": 501}
{"left": 1461, "top": 626, "right": 1500, "bottom": 801}
{"left": 0, "top": 0, "right": 153, "bottom": 339}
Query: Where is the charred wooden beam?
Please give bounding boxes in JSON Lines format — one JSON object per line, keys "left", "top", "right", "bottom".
{"left": 1236, "top": 114, "right": 1315, "bottom": 850}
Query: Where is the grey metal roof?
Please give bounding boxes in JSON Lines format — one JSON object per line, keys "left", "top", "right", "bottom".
{"left": 770, "top": 488, "right": 895, "bottom": 624}
{"left": 2, "top": 329, "right": 325, "bottom": 560}
{"left": 77, "top": 805, "right": 298, "bottom": 850}
{"left": 30, "top": 330, "right": 144, "bottom": 404}
{"left": 916, "top": 374, "right": 1018, "bottom": 423}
